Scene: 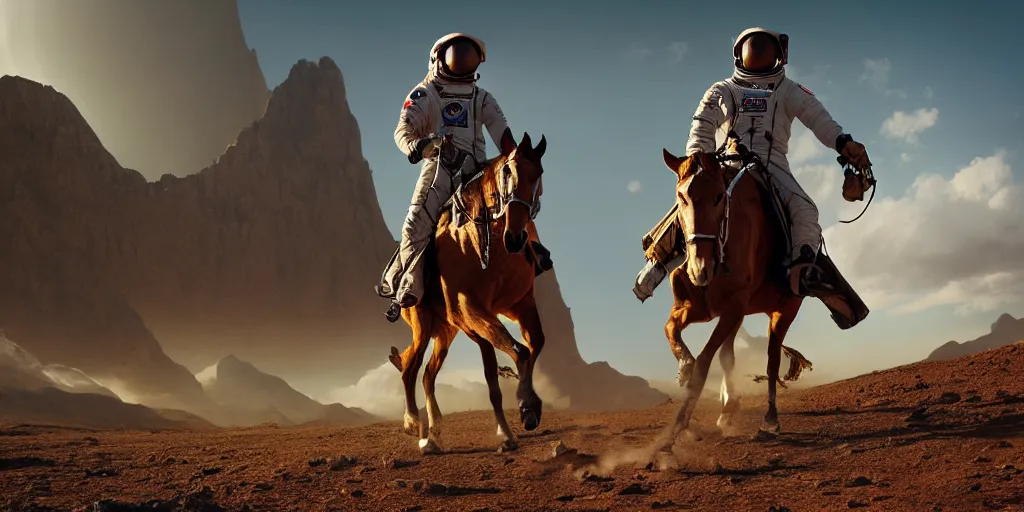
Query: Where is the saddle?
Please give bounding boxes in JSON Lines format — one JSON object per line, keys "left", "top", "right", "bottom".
{"left": 641, "top": 152, "right": 869, "bottom": 330}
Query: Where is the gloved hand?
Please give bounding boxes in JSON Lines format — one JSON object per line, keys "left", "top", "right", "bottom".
{"left": 408, "top": 136, "right": 441, "bottom": 164}
{"left": 842, "top": 168, "right": 872, "bottom": 202}
{"left": 840, "top": 139, "right": 872, "bottom": 171}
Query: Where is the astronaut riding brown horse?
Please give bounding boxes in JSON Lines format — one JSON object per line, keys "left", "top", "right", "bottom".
{"left": 388, "top": 132, "right": 548, "bottom": 454}
{"left": 657, "top": 144, "right": 812, "bottom": 444}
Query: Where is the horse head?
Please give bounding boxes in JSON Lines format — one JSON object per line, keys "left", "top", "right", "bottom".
{"left": 662, "top": 148, "right": 727, "bottom": 287}
{"left": 497, "top": 132, "right": 546, "bottom": 254}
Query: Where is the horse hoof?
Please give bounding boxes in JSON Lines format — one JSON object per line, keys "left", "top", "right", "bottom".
{"left": 522, "top": 411, "right": 539, "bottom": 431}
{"left": 418, "top": 438, "right": 443, "bottom": 455}
{"left": 497, "top": 439, "right": 519, "bottom": 453}
{"left": 754, "top": 423, "right": 780, "bottom": 441}
{"left": 403, "top": 414, "right": 420, "bottom": 438}
{"left": 716, "top": 414, "right": 733, "bottom": 430}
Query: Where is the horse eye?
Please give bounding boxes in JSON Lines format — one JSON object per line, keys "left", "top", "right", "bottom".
{"left": 714, "top": 193, "right": 725, "bottom": 205}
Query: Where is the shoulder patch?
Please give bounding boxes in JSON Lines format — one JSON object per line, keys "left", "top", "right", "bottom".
{"left": 403, "top": 89, "right": 427, "bottom": 110}
{"left": 798, "top": 84, "right": 814, "bottom": 96}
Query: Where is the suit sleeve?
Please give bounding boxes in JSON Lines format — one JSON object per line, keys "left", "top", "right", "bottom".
{"left": 394, "top": 85, "right": 435, "bottom": 159}
{"left": 685, "top": 82, "right": 731, "bottom": 156}
{"left": 788, "top": 81, "right": 844, "bottom": 150}
{"left": 480, "top": 89, "right": 511, "bottom": 149}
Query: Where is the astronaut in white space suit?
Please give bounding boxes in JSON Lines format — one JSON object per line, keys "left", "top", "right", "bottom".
{"left": 378, "top": 33, "right": 551, "bottom": 311}
{"left": 633, "top": 27, "right": 874, "bottom": 301}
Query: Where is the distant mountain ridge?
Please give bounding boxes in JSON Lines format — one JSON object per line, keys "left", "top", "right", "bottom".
{"left": 927, "top": 313, "right": 1024, "bottom": 361}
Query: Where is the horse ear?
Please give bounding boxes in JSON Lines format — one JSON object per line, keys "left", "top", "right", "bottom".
{"left": 533, "top": 135, "right": 547, "bottom": 159}
{"left": 662, "top": 148, "right": 685, "bottom": 175}
{"left": 696, "top": 152, "right": 720, "bottom": 174}
{"left": 499, "top": 127, "right": 516, "bottom": 156}
{"left": 520, "top": 132, "right": 533, "bottom": 152}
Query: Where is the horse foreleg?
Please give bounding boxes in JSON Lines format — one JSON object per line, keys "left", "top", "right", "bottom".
{"left": 470, "top": 333, "right": 518, "bottom": 452}
{"left": 419, "top": 324, "right": 456, "bottom": 454}
{"left": 400, "top": 308, "right": 433, "bottom": 438}
{"left": 656, "top": 308, "right": 744, "bottom": 452}
{"left": 460, "top": 295, "right": 543, "bottom": 432}
{"left": 665, "top": 303, "right": 696, "bottom": 387}
{"left": 762, "top": 297, "right": 803, "bottom": 435}
{"left": 507, "top": 294, "right": 546, "bottom": 432}
{"left": 716, "top": 333, "right": 741, "bottom": 431}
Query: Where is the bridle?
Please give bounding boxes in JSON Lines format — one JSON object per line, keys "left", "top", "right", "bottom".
{"left": 494, "top": 161, "right": 542, "bottom": 220}
{"left": 449, "top": 143, "right": 543, "bottom": 270}
{"left": 677, "top": 151, "right": 750, "bottom": 272}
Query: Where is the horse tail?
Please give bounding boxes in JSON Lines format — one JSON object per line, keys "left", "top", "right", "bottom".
{"left": 780, "top": 344, "right": 813, "bottom": 382}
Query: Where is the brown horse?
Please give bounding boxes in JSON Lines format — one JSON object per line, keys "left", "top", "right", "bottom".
{"left": 388, "top": 132, "right": 548, "bottom": 454}
{"left": 657, "top": 144, "right": 811, "bottom": 447}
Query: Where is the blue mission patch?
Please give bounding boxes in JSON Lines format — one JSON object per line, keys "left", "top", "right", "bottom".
{"left": 442, "top": 100, "right": 469, "bottom": 128}
{"left": 739, "top": 89, "right": 771, "bottom": 114}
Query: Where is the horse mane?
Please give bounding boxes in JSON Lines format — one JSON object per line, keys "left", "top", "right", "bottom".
{"left": 437, "top": 153, "right": 508, "bottom": 232}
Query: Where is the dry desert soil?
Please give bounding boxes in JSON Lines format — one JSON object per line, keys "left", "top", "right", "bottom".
{"left": 3, "top": 344, "right": 1024, "bottom": 512}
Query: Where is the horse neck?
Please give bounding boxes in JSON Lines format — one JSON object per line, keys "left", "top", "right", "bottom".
{"left": 455, "top": 156, "right": 506, "bottom": 234}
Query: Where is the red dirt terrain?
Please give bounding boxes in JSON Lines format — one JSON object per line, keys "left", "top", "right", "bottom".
{"left": 2, "top": 344, "right": 1023, "bottom": 512}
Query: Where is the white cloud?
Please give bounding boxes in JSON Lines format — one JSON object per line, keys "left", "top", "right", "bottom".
{"left": 622, "top": 41, "right": 653, "bottom": 60}
{"left": 789, "top": 126, "right": 825, "bottom": 166}
{"left": 793, "top": 163, "right": 839, "bottom": 205}
{"left": 880, "top": 108, "right": 939, "bottom": 144}
{"left": 667, "top": 41, "right": 688, "bottom": 64}
{"left": 860, "top": 58, "right": 906, "bottom": 98}
{"left": 900, "top": 153, "right": 912, "bottom": 162}
{"left": 622, "top": 40, "right": 689, "bottom": 65}
{"left": 627, "top": 180, "right": 643, "bottom": 194}
{"left": 823, "top": 151, "right": 1024, "bottom": 316}
{"left": 787, "top": 63, "right": 831, "bottom": 88}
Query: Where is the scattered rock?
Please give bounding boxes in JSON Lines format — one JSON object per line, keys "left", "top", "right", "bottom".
{"left": 970, "top": 483, "right": 982, "bottom": 492}
{"left": 844, "top": 476, "right": 873, "bottom": 488}
{"left": 964, "top": 395, "right": 982, "bottom": 403}
{"left": 973, "top": 456, "right": 991, "bottom": 463}
{"left": 329, "top": 456, "right": 357, "bottom": 471}
{"left": 555, "top": 495, "right": 575, "bottom": 502}
{"left": 652, "top": 500, "right": 677, "bottom": 509}
{"left": 252, "top": 482, "right": 272, "bottom": 491}
{"left": 0, "top": 457, "right": 56, "bottom": 471}
{"left": 822, "top": 491, "right": 840, "bottom": 496}
{"left": 308, "top": 458, "right": 327, "bottom": 468}
{"left": 936, "top": 392, "right": 961, "bottom": 404}
{"left": 383, "top": 457, "right": 419, "bottom": 469}
{"left": 84, "top": 468, "right": 120, "bottom": 478}
{"left": 201, "top": 467, "right": 223, "bottom": 476}
{"left": 349, "top": 489, "right": 364, "bottom": 498}
{"left": 617, "top": 483, "right": 651, "bottom": 495}
{"left": 551, "top": 440, "right": 576, "bottom": 458}
{"left": 873, "top": 495, "right": 893, "bottom": 501}
{"left": 847, "top": 499, "right": 868, "bottom": 508}
{"left": 422, "top": 482, "right": 501, "bottom": 496}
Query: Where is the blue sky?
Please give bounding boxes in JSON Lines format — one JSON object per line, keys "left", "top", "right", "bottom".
{"left": 239, "top": 0, "right": 1024, "bottom": 381}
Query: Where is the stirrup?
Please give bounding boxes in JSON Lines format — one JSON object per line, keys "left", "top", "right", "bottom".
{"left": 384, "top": 302, "right": 402, "bottom": 323}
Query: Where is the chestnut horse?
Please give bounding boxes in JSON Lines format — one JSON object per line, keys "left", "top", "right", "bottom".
{"left": 656, "top": 144, "right": 811, "bottom": 448}
{"left": 388, "top": 132, "right": 548, "bottom": 454}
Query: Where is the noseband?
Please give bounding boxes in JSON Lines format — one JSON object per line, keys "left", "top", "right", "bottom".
{"left": 678, "top": 157, "right": 748, "bottom": 270}
{"left": 495, "top": 162, "right": 542, "bottom": 220}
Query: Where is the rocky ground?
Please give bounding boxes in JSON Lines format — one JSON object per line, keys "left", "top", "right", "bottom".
{"left": 2, "top": 343, "right": 1023, "bottom": 512}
